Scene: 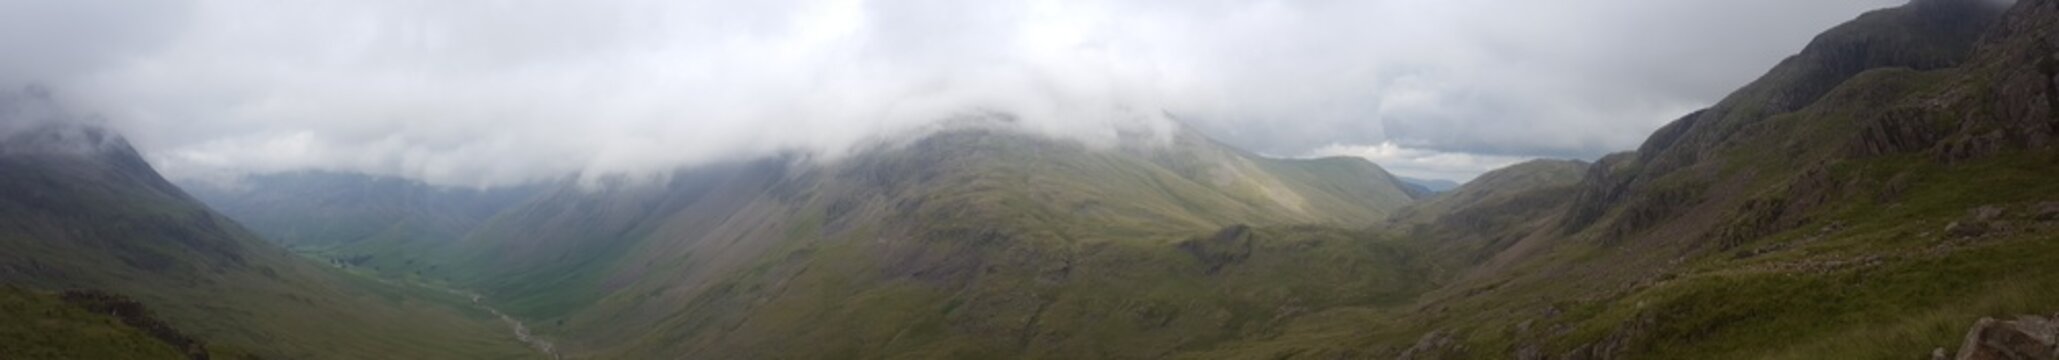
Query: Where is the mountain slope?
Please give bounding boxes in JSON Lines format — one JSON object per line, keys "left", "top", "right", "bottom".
{"left": 155, "top": 0, "right": 2059, "bottom": 358}
{"left": 0, "top": 95, "right": 541, "bottom": 359}
{"left": 1195, "top": 0, "right": 2059, "bottom": 358}
{"left": 416, "top": 126, "right": 1427, "bottom": 358}
{"left": 182, "top": 171, "right": 540, "bottom": 277}
{"left": 0, "top": 286, "right": 195, "bottom": 359}
{"left": 1386, "top": 159, "right": 1590, "bottom": 275}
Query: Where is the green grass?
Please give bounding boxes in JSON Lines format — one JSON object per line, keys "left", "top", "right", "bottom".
{"left": 0, "top": 286, "right": 193, "bottom": 359}
{"left": 0, "top": 147, "right": 542, "bottom": 359}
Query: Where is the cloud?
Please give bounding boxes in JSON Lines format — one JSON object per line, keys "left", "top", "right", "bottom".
{"left": 0, "top": 0, "right": 192, "bottom": 85}
{"left": 1304, "top": 142, "right": 1537, "bottom": 183}
{"left": 5, "top": 0, "right": 1903, "bottom": 187}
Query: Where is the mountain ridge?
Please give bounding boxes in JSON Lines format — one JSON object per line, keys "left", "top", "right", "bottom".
{"left": 0, "top": 93, "right": 543, "bottom": 359}
{"left": 29, "top": 0, "right": 2056, "bottom": 358}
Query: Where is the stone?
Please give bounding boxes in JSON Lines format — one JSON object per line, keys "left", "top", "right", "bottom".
{"left": 2034, "top": 202, "right": 2059, "bottom": 221}
{"left": 1947, "top": 206, "right": 2010, "bottom": 238}
{"left": 1946, "top": 221, "right": 1988, "bottom": 238}
{"left": 1972, "top": 206, "right": 2007, "bottom": 222}
{"left": 1950, "top": 315, "right": 2059, "bottom": 360}
{"left": 1397, "top": 330, "right": 1460, "bottom": 360}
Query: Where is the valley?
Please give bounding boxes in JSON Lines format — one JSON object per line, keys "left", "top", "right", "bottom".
{"left": 3, "top": 0, "right": 2057, "bottom": 359}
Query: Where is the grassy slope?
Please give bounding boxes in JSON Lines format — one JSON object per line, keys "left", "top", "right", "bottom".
{"left": 418, "top": 127, "right": 1426, "bottom": 358}
{"left": 1186, "top": 1, "right": 2059, "bottom": 358}
{"left": 1389, "top": 159, "right": 1589, "bottom": 227}
{"left": 0, "top": 127, "right": 540, "bottom": 359}
{"left": 0, "top": 286, "right": 189, "bottom": 359}
{"left": 162, "top": 1, "right": 2055, "bottom": 358}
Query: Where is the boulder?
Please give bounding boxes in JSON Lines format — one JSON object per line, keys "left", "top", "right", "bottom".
{"left": 1946, "top": 206, "right": 2008, "bottom": 238}
{"left": 1949, "top": 314, "right": 2059, "bottom": 360}
{"left": 2034, "top": 202, "right": 2059, "bottom": 221}
{"left": 1946, "top": 221, "right": 1989, "bottom": 238}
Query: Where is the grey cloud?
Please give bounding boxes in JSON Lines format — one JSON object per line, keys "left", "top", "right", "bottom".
{"left": 0, "top": 0, "right": 192, "bottom": 85}
{"left": 5, "top": 0, "right": 1905, "bottom": 186}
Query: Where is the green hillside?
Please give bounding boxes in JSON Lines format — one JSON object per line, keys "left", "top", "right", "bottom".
{"left": 0, "top": 286, "right": 196, "bottom": 359}
{"left": 0, "top": 115, "right": 542, "bottom": 358}
{"left": 97, "top": 0, "right": 2059, "bottom": 358}
{"left": 411, "top": 126, "right": 1425, "bottom": 357}
{"left": 1193, "top": 0, "right": 2059, "bottom": 358}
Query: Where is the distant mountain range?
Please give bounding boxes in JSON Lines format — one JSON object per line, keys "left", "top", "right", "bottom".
{"left": 1398, "top": 176, "right": 1463, "bottom": 194}
{"left": 181, "top": 171, "right": 540, "bottom": 278}
{"left": 3, "top": 0, "right": 2057, "bottom": 358}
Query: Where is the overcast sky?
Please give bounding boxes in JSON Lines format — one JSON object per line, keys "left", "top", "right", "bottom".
{"left": 1, "top": 0, "right": 1905, "bottom": 186}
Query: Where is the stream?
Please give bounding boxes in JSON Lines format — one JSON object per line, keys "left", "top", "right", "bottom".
{"left": 458, "top": 291, "right": 563, "bottom": 360}
{"left": 319, "top": 260, "right": 563, "bottom": 359}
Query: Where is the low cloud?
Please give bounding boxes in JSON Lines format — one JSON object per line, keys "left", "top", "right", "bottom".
{"left": 1304, "top": 142, "right": 1538, "bottom": 183}
{"left": 4, "top": 0, "right": 1902, "bottom": 187}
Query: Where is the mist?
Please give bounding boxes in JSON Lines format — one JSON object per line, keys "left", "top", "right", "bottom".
{"left": 2, "top": 0, "right": 1904, "bottom": 186}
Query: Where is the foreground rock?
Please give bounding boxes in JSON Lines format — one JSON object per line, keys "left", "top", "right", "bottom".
{"left": 1942, "top": 314, "right": 2059, "bottom": 360}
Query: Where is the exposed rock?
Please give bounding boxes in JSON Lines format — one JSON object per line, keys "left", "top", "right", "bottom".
{"left": 1397, "top": 329, "right": 1465, "bottom": 360}
{"left": 1853, "top": 106, "right": 1950, "bottom": 157}
{"left": 1975, "top": 205, "right": 2006, "bottom": 224}
{"left": 1946, "top": 206, "right": 2008, "bottom": 238}
{"left": 1176, "top": 225, "right": 1254, "bottom": 275}
{"left": 58, "top": 289, "right": 210, "bottom": 360}
{"left": 1514, "top": 342, "right": 1545, "bottom": 360}
{"left": 1560, "top": 313, "right": 1654, "bottom": 360}
{"left": 1948, "top": 314, "right": 2059, "bottom": 360}
{"left": 2034, "top": 202, "right": 2059, "bottom": 221}
{"left": 1946, "top": 221, "right": 1986, "bottom": 238}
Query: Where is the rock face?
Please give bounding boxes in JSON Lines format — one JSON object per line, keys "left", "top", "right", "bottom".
{"left": 1176, "top": 225, "right": 1255, "bottom": 275}
{"left": 1949, "top": 314, "right": 2059, "bottom": 360}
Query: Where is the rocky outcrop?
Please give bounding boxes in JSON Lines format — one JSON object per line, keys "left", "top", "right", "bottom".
{"left": 2034, "top": 202, "right": 2059, "bottom": 221}
{"left": 1853, "top": 106, "right": 1952, "bottom": 157}
{"left": 1941, "top": 314, "right": 2059, "bottom": 360}
{"left": 58, "top": 289, "right": 210, "bottom": 360}
{"left": 1559, "top": 312, "right": 1655, "bottom": 360}
{"left": 1941, "top": 0, "right": 2059, "bottom": 162}
{"left": 1396, "top": 329, "right": 1467, "bottom": 360}
{"left": 1558, "top": 152, "right": 1642, "bottom": 236}
{"left": 1945, "top": 206, "right": 2008, "bottom": 238}
{"left": 1177, "top": 225, "right": 1254, "bottom": 275}
{"left": 1554, "top": 0, "right": 2007, "bottom": 243}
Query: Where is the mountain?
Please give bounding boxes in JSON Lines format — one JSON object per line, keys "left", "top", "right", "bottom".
{"left": 1389, "top": 159, "right": 1589, "bottom": 227}
{"left": 0, "top": 93, "right": 541, "bottom": 358}
{"left": 140, "top": 0, "right": 2059, "bottom": 358}
{"left": 1398, "top": 176, "right": 1463, "bottom": 194}
{"left": 1385, "top": 159, "right": 1590, "bottom": 275}
{"left": 404, "top": 125, "right": 1427, "bottom": 358}
{"left": 182, "top": 171, "right": 540, "bottom": 277}
{"left": 1195, "top": 0, "right": 2059, "bottom": 358}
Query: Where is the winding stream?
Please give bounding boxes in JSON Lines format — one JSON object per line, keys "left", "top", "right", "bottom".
{"left": 319, "top": 261, "right": 562, "bottom": 359}
{"left": 459, "top": 291, "right": 563, "bottom": 360}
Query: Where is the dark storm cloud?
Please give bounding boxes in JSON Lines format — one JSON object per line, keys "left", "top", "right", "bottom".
{"left": 2, "top": 0, "right": 1905, "bottom": 185}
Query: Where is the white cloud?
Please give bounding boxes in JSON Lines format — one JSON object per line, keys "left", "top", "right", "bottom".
{"left": 1305, "top": 142, "right": 1537, "bottom": 183}
{"left": 3, "top": 0, "right": 1905, "bottom": 187}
